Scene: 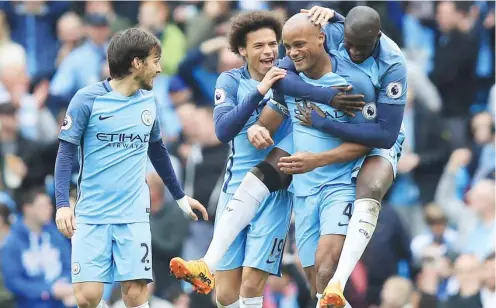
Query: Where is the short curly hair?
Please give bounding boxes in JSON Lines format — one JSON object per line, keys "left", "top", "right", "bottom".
{"left": 228, "top": 11, "right": 282, "bottom": 56}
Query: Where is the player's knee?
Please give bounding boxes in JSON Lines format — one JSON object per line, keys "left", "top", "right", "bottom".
{"left": 252, "top": 161, "right": 285, "bottom": 192}
{"left": 240, "top": 274, "right": 267, "bottom": 297}
{"left": 357, "top": 178, "right": 384, "bottom": 201}
{"left": 216, "top": 291, "right": 239, "bottom": 307}
{"left": 121, "top": 280, "right": 147, "bottom": 304}
{"left": 73, "top": 289, "right": 101, "bottom": 308}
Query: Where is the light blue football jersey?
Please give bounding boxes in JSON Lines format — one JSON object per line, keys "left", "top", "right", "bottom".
{"left": 282, "top": 56, "right": 378, "bottom": 197}
{"left": 58, "top": 78, "right": 160, "bottom": 224}
{"left": 214, "top": 65, "right": 292, "bottom": 193}
{"left": 323, "top": 21, "right": 408, "bottom": 107}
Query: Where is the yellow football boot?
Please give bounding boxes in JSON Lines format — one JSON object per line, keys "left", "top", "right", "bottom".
{"left": 170, "top": 257, "right": 215, "bottom": 294}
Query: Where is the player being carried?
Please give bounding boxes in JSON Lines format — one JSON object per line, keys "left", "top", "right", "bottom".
{"left": 54, "top": 28, "right": 208, "bottom": 308}
{"left": 171, "top": 5, "right": 407, "bottom": 308}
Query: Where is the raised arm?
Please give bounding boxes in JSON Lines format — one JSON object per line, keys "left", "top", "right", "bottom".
{"left": 214, "top": 67, "right": 286, "bottom": 143}
{"left": 275, "top": 57, "right": 365, "bottom": 116}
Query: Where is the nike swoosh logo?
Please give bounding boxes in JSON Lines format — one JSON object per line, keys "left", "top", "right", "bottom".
{"left": 99, "top": 115, "right": 114, "bottom": 120}
{"left": 144, "top": 266, "right": 151, "bottom": 271}
{"left": 338, "top": 222, "right": 348, "bottom": 227}
{"left": 266, "top": 260, "right": 275, "bottom": 264}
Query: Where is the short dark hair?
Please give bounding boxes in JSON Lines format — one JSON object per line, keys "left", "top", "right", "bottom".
{"left": 107, "top": 28, "right": 161, "bottom": 79}
{"left": 15, "top": 186, "right": 46, "bottom": 214}
{"left": 0, "top": 203, "right": 11, "bottom": 226}
{"left": 228, "top": 11, "right": 282, "bottom": 56}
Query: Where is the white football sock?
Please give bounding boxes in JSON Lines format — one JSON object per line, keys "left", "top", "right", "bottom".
{"left": 96, "top": 300, "right": 109, "bottom": 308}
{"left": 239, "top": 296, "right": 263, "bottom": 308}
{"left": 316, "top": 293, "right": 322, "bottom": 308}
{"left": 217, "top": 299, "right": 240, "bottom": 308}
{"left": 330, "top": 198, "right": 380, "bottom": 288}
{"left": 204, "top": 172, "right": 269, "bottom": 272}
{"left": 128, "top": 302, "right": 149, "bottom": 308}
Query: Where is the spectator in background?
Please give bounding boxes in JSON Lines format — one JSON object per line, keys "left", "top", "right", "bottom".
{"left": 0, "top": 103, "right": 48, "bottom": 190}
{"left": 377, "top": 276, "right": 413, "bottom": 308}
{"left": 264, "top": 265, "right": 299, "bottom": 308}
{"left": 0, "top": 44, "right": 58, "bottom": 145}
{"left": 467, "top": 112, "right": 495, "bottom": 185}
{"left": 430, "top": 1, "right": 479, "bottom": 150}
{"left": 444, "top": 254, "right": 483, "bottom": 308}
{"left": 138, "top": 1, "right": 186, "bottom": 76}
{"left": 55, "top": 12, "right": 84, "bottom": 67}
{"left": 388, "top": 86, "right": 450, "bottom": 234}
{"left": 147, "top": 171, "right": 189, "bottom": 298}
{"left": 177, "top": 36, "right": 242, "bottom": 105}
{"left": 0, "top": 203, "right": 14, "bottom": 308}
{"left": 84, "top": 0, "right": 132, "bottom": 35}
{"left": 410, "top": 204, "right": 459, "bottom": 267}
{"left": 0, "top": 1, "right": 71, "bottom": 83}
{"left": 49, "top": 13, "right": 111, "bottom": 109}
{"left": 481, "top": 253, "right": 495, "bottom": 308}
{"left": 185, "top": 1, "right": 234, "bottom": 49}
{"left": 1, "top": 188, "right": 74, "bottom": 308}
{"left": 437, "top": 176, "right": 495, "bottom": 261}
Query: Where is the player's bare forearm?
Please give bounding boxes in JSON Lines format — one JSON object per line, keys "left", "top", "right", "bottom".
{"left": 278, "top": 143, "right": 370, "bottom": 174}
{"left": 258, "top": 105, "right": 285, "bottom": 135}
{"left": 318, "top": 142, "right": 371, "bottom": 167}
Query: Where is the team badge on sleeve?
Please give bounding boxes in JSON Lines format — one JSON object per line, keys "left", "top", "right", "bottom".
{"left": 214, "top": 88, "right": 226, "bottom": 105}
{"left": 386, "top": 82, "right": 402, "bottom": 99}
{"left": 61, "top": 114, "right": 72, "bottom": 130}
{"left": 141, "top": 110, "right": 153, "bottom": 126}
{"left": 72, "top": 262, "right": 80, "bottom": 275}
{"left": 362, "top": 102, "right": 377, "bottom": 120}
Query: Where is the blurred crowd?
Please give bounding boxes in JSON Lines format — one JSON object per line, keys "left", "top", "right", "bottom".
{"left": 0, "top": 1, "right": 494, "bottom": 308}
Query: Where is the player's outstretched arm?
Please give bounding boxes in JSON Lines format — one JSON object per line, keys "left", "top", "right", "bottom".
{"left": 148, "top": 139, "right": 208, "bottom": 221}
{"left": 275, "top": 58, "right": 365, "bottom": 116}
{"left": 279, "top": 142, "right": 371, "bottom": 174}
{"left": 298, "top": 63, "right": 407, "bottom": 149}
{"left": 214, "top": 67, "right": 286, "bottom": 143}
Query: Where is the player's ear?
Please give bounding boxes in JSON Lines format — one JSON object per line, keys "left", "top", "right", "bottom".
{"left": 318, "top": 31, "right": 325, "bottom": 45}
{"left": 238, "top": 47, "right": 247, "bottom": 58}
{"left": 132, "top": 57, "right": 142, "bottom": 70}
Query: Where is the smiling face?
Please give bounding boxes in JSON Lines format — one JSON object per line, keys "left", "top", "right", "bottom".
{"left": 239, "top": 28, "right": 279, "bottom": 77}
{"left": 282, "top": 20, "right": 325, "bottom": 73}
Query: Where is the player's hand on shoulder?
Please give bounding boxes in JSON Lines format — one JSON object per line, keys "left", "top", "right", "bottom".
{"left": 177, "top": 196, "right": 209, "bottom": 221}
{"left": 330, "top": 86, "right": 365, "bottom": 117}
{"left": 301, "top": 6, "right": 335, "bottom": 26}
{"left": 278, "top": 152, "right": 321, "bottom": 174}
{"left": 55, "top": 206, "right": 76, "bottom": 238}
{"left": 248, "top": 124, "right": 274, "bottom": 149}
{"left": 257, "top": 67, "right": 287, "bottom": 96}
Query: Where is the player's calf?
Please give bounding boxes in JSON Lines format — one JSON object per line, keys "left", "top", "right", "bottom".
{"left": 315, "top": 235, "right": 345, "bottom": 293}
{"left": 73, "top": 282, "right": 105, "bottom": 308}
{"left": 120, "top": 280, "right": 149, "bottom": 307}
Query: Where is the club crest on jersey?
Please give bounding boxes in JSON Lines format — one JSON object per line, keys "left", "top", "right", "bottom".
{"left": 61, "top": 114, "right": 72, "bottom": 130}
{"left": 214, "top": 88, "right": 226, "bottom": 105}
{"left": 141, "top": 110, "right": 153, "bottom": 126}
{"left": 72, "top": 262, "right": 80, "bottom": 275}
{"left": 386, "top": 82, "right": 402, "bottom": 99}
{"left": 362, "top": 102, "right": 377, "bottom": 120}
